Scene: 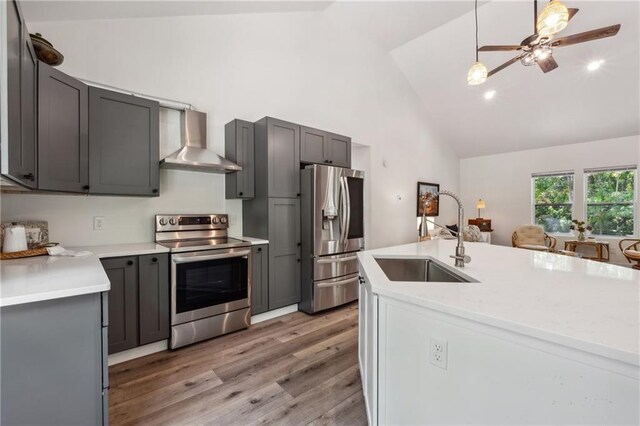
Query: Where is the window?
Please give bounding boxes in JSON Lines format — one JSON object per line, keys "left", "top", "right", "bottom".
{"left": 532, "top": 172, "right": 574, "bottom": 233}
{"left": 585, "top": 166, "right": 636, "bottom": 236}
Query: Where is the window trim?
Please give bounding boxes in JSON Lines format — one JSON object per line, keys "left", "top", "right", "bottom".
{"left": 582, "top": 166, "right": 637, "bottom": 238}
{"left": 531, "top": 171, "right": 575, "bottom": 234}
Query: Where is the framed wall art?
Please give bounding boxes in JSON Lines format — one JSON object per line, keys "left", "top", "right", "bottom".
{"left": 417, "top": 182, "right": 439, "bottom": 217}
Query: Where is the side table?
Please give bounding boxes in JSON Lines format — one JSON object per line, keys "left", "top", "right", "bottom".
{"left": 564, "top": 240, "right": 610, "bottom": 262}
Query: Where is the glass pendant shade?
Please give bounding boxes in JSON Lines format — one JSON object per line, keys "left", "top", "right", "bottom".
{"left": 467, "top": 61, "right": 488, "bottom": 85}
{"left": 536, "top": 0, "right": 569, "bottom": 36}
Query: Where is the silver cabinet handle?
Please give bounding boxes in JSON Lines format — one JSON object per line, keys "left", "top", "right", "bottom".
{"left": 173, "top": 249, "right": 250, "bottom": 264}
{"left": 317, "top": 276, "right": 359, "bottom": 288}
{"left": 316, "top": 255, "right": 358, "bottom": 264}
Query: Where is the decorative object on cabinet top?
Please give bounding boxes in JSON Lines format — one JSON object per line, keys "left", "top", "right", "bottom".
{"left": 29, "top": 33, "right": 64, "bottom": 66}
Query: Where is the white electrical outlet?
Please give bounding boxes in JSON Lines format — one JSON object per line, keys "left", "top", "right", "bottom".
{"left": 429, "top": 337, "right": 448, "bottom": 370}
{"left": 93, "top": 216, "right": 105, "bottom": 231}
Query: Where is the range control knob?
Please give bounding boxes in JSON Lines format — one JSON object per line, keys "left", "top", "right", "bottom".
{"left": 159, "top": 217, "right": 168, "bottom": 226}
{"left": 169, "top": 217, "right": 178, "bottom": 225}
{"left": 212, "top": 217, "right": 219, "bottom": 224}
{"left": 220, "top": 217, "right": 228, "bottom": 224}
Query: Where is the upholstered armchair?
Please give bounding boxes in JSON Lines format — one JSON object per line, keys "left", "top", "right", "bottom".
{"left": 619, "top": 239, "right": 640, "bottom": 270}
{"left": 512, "top": 224, "right": 557, "bottom": 252}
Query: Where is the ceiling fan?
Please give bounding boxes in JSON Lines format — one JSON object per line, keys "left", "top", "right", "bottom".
{"left": 467, "top": 0, "right": 621, "bottom": 84}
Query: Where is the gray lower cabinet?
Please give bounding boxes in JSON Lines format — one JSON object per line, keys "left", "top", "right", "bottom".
{"left": 1, "top": 293, "right": 107, "bottom": 425}
{"left": 254, "top": 117, "right": 300, "bottom": 198}
{"left": 3, "top": 0, "right": 37, "bottom": 188}
{"left": 138, "top": 254, "right": 170, "bottom": 345}
{"left": 38, "top": 63, "right": 89, "bottom": 192}
{"left": 225, "top": 119, "right": 255, "bottom": 199}
{"left": 103, "top": 256, "right": 139, "bottom": 354}
{"left": 300, "top": 126, "right": 351, "bottom": 168}
{"left": 251, "top": 244, "right": 269, "bottom": 315}
{"left": 101, "top": 253, "right": 170, "bottom": 354}
{"left": 89, "top": 87, "right": 160, "bottom": 196}
{"left": 268, "top": 198, "right": 301, "bottom": 310}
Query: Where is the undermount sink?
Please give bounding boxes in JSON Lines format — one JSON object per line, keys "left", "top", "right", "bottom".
{"left": 374, "top": 257, "right": 476, "bottom": 283}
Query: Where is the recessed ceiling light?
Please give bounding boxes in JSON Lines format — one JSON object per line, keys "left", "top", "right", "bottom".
{"left": 587, "top": 59, "right": 605, "bottom": 71}
{"left": 484, "top": 90, "right": 496, "bottom": 100}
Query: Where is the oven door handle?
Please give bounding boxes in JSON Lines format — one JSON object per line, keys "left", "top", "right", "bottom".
{"left": 172, "top": 249, "right": 251, "bottom": 264}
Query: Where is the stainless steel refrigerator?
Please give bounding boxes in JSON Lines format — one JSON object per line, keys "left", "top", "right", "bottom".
{"left": 300, "top": 164, "right": 365, "bottom": 314}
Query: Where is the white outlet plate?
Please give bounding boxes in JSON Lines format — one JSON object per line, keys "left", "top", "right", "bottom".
{"left": 429, "top": 337, "right": 448, "bottom": 370}
{"left": 93, "top": 216, "right": 105, "bottom": 231}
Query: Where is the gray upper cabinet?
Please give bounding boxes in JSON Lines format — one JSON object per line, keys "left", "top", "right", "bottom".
{"left": 268, "top": 198, "right": 301, "bottom": 310}
{"left": 138, "top": 254, "right": 170, "bottom": 346}
{"left": 89, "top": 87, "right": 160, "bottom": 196}
{"left": 254, "top": 117, "right": 300, "bottom": 198}
{"left": 300, "top": 126, "right": 351, "bottom": 168}
{"left": 327, "top": 132, "right": 351, "bottom": 168}
{"left": 38, "top": 63, "right": 89, "bottom": 192}
{"left": 102, "top": 256, "right": 139, "bottom": 354}
{"left": 3, "top": 0, "right": 37, "bottom": 188}
{"left": 250, "top": 244, "right": 269, "bottom": 315}
{"left": 225, "top": 119, "right": 255, "bottom": 199}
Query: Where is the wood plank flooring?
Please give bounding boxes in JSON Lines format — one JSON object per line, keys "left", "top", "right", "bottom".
{"left": 109, "top": 302, "right": 366, "bottom": 426}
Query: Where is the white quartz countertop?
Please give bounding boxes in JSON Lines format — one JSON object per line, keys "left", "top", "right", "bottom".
{"left": 0, "top": 243, "right": 169, "bottom": 308}
{"left": 358, "top": 239, "right": 640, "bottom": 366}
{"left": 234, "top": 236, "right": 269, "bottom": 245}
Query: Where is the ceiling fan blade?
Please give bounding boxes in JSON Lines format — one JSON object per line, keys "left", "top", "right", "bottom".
{"left": 487, "top": 56, "right": 521, "bottom": 77}
{"left": 538, "top": 56, "right": 559, "bottom": 73}
{"left": 552, "top": 24, "right": 621, "bottom": 47}
{"left": 478, "top": 45, "right": 522, "bottom": 52}
{"left": 568, "top": 8, "right": 579, "bottom": 21}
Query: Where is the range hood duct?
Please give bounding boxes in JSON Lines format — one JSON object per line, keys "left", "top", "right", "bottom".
{"left": 160, "top": 110, "right": 241, "bottom": 174}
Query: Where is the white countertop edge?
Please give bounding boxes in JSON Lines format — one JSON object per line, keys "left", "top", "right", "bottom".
{"left": 233, "top": 236, "right": 269, "bottom": 246}
{"left": 70, "top": 243, "right": 170, "bottom": 258}
{"left": 1, "top": 281, "right": 111, "bottom": 308}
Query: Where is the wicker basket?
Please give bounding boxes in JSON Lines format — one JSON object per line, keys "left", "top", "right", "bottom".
{"left": 0, "top": 243, "right": 58, "bottom": 260}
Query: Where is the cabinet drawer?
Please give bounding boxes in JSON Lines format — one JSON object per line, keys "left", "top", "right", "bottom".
{"left": 313, "top": 252, "right": 359, "bottom": 281}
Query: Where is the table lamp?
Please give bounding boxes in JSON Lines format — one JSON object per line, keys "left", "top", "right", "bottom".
{"left": 476, "top": 199, "right": 485, "bottom": 219}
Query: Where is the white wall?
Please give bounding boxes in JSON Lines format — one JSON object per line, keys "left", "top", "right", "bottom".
{"left": 460, "top": 135, "right": 639, "bottom": 264}
{"left": 0, "top": 10, "right": 459, "bottom": 249}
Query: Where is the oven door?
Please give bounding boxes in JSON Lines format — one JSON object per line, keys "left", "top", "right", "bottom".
{"left": 171, "top": 248, "right": 251, "bottom": 326}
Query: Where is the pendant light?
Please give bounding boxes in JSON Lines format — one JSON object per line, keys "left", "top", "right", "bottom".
{"left": 536, "top": 0, "right": 569, "bottom": 36}
{"left": 467, "top": 0, "right": 487, "bottom": 85}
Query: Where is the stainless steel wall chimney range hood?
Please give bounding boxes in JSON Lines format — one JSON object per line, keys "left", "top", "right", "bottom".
{"left": 160, "top": 110, "right": 241, "bottom": 174}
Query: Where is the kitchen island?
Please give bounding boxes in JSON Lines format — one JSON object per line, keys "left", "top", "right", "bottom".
{"left": 357, "top": 239, "right": 639, "bottom": 425}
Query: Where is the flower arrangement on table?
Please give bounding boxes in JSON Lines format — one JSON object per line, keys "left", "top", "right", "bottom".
{"left": 570, "top": 219, "right": 593, "bottom": 241}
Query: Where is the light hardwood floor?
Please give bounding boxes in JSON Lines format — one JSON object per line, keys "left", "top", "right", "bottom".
{"left": 109, "top": 302, "right": 366, "bottom": 425}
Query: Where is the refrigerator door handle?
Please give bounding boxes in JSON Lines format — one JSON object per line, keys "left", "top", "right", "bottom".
{"left": 339, "top": 176, "right": 349, "bottom": 242}
{"left": 316, "top": 275, "right": 359, "bottom": 288}
{"left": 344, "top": 177, "right": 351, "bottom": 242}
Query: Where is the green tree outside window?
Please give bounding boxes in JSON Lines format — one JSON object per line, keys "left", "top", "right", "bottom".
{"left": 532, "top": 173, "right": 574, "bottom": 233}
{"left": 586, "top": 169, "right": 635, "bottom": 236}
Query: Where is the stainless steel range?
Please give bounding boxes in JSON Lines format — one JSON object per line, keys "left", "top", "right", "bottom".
{"left": 155, "top": 214, "right": 251, "bottom": 349}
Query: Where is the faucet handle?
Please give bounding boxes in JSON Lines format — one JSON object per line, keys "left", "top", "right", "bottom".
{"left": 450, "top": 254, "right": 472, "bottom": 264}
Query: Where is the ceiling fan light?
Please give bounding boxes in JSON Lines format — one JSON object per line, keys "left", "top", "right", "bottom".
{"left": 537, "top": 0, "right": 569, "bottom": 36}
{"left": 467, "top": 61, "right": 488, "bottom": 85}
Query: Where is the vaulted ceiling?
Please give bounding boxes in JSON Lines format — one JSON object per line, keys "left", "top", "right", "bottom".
{"left": 22, "top": 0, "right": 639, "bottom": 158}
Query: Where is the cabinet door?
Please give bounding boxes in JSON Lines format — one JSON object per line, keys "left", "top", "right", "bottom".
{"left": 4, "top": 0, "right": 37, "bottom": 188}
{"left": 138, "top": 254, "right": 170, "bottom": 345}
{"left": 268, "top": 198, "right": 301, "bottom": 310}
{"left": 328, "top": 133, "right": 351, "bottom": 168}
{"left": 225, "top": 119, "right": 254, "bottom": 199}
{"left": 101, "top": 257, "right": 138, "bottom": 354}
{"left": 267, "top": 118, "right": 300, "bottom": 198}
{"left": 38, "top": 63, "right": 89, "bottom": 192}
{"left": 300, "top": 126, "right": 328, "bottom": 165}
{"left": 251, "top": 244, "right": 269, "bottom": 315}
{"left": 89, "top": 87, "right": 159, "bottom": 196}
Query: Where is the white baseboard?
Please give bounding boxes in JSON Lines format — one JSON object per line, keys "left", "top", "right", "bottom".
{"left": 251, "top": 304, "right": 298, "bottom": 324}
{"left": 108, "top": 305, "right": 300, "bottom": 366}
{"left": 108, "top": 340, "right": 168, "bottom": 366}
